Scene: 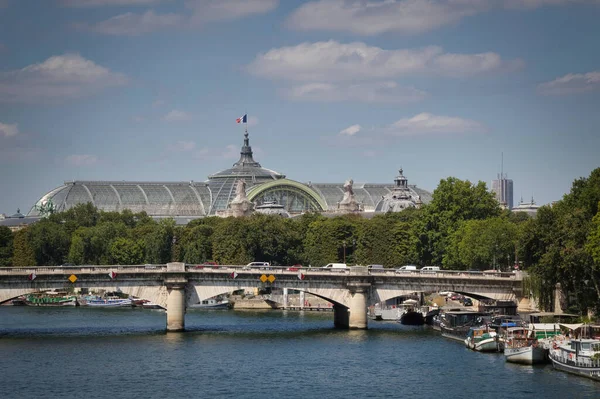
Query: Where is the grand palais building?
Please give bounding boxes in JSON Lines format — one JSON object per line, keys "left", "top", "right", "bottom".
{"left": 4, "top": 131, "right": 432, "bottom": 228}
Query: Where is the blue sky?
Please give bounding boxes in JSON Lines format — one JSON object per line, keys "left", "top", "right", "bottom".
{"left": 1, "top": 0, "right": 599, "bottom": 215}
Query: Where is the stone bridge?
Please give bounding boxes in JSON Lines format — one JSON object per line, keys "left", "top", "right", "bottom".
{"left": 0, "top": 263, "right": 525, "bottom": 331}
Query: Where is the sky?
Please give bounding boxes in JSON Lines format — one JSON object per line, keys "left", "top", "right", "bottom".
{"left": 1, "top": 0, "right": 599, "bottom": 215}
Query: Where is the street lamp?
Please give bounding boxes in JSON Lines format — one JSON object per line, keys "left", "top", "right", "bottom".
{"left": 343, "top": 240, "right": 346, "bottom": 264}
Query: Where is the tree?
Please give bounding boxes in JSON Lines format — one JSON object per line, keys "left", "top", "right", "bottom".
{"left": 178, "top": 224, "right": 214, "bottom": 264}
{"left": 304, "top": 216, "right": 361, "bottom": 266}
{"left": 68, "top": 222, "right": 128, "bottom": 265}
{"left": 109, "top": 237, "right": 144, "bottom": 265}
{"left": 143, "top": 219, "right": 175, "bottom": 264}
{"left": 28, "top": 220, "right": 70, "bottom": 265}
{"left": 12, "top": 228, "right": 36, "bottom": 266}
{"left": 421, "top": 177, "right": 500, "bottom": 265}
{"left": 0, "top": 226, "right": 14, "bottom": 266}
{"left": 212, "top": 217, "right": 254, "bottom": 265}
{"left": 355, "top": 214, "right": 419, "bottom": 267}
{"left": 524, "top": 168, "right": 600, "bottom": 313}
{"left": 444, "top": 217, "right": 519, "bottom": 270}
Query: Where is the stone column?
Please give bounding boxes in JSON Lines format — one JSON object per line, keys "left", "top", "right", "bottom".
{"left": 166, "top": 284, "right": 186, "bottom": 332}
{"left": 554, "top": 283, "right": 564, "bottom": 314}
{"left": 348, "top": 283, "right": 370, "bottom": 330}
{"left": 333, "top": 304, "right": 349, "bottom": 329}
{"left": 299, "top": 291, "right": 305, "bottom": 310}
{"left": 283, "top": 288, "right": 289, "bottom": 309}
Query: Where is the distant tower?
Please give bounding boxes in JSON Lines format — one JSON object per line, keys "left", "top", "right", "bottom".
{"left": 491, "top": 153, "right": 514, "bottom": 210}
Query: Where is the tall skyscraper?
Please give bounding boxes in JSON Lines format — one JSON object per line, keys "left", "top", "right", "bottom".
{"left": 491, "top": 154, "right": 513, "bottom": 209}
{"left": 492, "top": 175, "right": 514, "bottom": 209}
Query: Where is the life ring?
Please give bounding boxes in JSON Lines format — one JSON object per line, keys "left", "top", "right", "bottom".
{"left": 569, "top": 353, "right": 573, "bottom": 360}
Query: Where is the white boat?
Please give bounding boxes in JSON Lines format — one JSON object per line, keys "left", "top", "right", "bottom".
{"left": 189, "top": 298, "right": 231, "bottom": 309}
{"left": 86, "top": 297, "right": 132, "bottom": 307}
{"left": 504, "top": 327, "right": 546, "bottom": 364}
{"left": 549, "top": 338, "right": 600, "bottom": 381}
{"left": 465, "top": 326, "right": 501, "bottom": 352}
{"left": 141, "top": 301, "right": 164, "bottom": 310}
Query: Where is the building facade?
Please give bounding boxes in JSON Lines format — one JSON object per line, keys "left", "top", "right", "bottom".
{"left": 21, "top": 131, "right": 432, "bottom": 223}
{"left": 491, "top": 174, "right": 514, "bottom": 210}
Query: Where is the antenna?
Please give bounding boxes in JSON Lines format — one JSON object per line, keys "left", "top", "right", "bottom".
{"left": 501, "top": 152, "right": 504, "bottom": 179}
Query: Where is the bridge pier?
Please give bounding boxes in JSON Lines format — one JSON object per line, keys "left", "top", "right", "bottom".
{"left": 348, "top": 283, "right": 370, "bottom": 330}
{"left": 333, "top": 304, "right": 349, "bottom": 328}
{"left": 166, "top": 284, "right": 186, "bottom": 332}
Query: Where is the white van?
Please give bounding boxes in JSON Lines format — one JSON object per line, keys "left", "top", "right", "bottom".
{"left": 322, "top": 263, "right": 347, "bottom": 270}
{"left": 244, "top": 262, "right": 270, "bottom": 269}
{"left": 420, "top": 266, "right": 440, "bottom": 273}
{"left": 368, "top": 264, "right": 385, "bottom": 272}
{"left": 396, "top": 265, "right": 417, "bottom": 273}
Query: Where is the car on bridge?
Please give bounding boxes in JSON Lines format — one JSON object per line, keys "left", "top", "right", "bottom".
{"left": 395, "top": 265, "right": 418, "bottom": 273}
{"left": 287, "top": 264, "right": 303, "bottom": 271}
{"left": 244, "top": 262, "right": 271, "bottom": 270}
{"left": 195, "top": 262, "right": 219, "bottom": 269}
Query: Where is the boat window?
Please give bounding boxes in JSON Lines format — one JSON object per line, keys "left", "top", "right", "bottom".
{"left": 582, "top": 343, "right": 591, "bottom": 351}
{"left": 592, "top": 343, "right": 600, "bottom": 352}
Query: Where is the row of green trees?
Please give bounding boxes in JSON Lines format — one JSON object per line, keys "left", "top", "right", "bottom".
{"left": 1, "top": 169, "right": 599, "bottom": 313}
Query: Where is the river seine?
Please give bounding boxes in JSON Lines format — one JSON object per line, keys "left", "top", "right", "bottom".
{"left": 1, "top": 307, "right": 598, "bottom": 399}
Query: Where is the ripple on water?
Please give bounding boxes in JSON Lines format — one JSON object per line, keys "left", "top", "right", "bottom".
{"left": 1, "top": 308, "right": 599, "bottom": 399}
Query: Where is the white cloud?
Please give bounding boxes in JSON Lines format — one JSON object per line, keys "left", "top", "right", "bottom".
{"left": 186, "top": 0, "right": 279, "bottom": 25}
{"left": 538, "top": 71, "right": 600, "bottom": 95}
{"left": 505, "top": 0, "right": 600, "bottom": 9}
{"left": 0, "top": 53, "right": 127, "bottom": 103}
{"left": 286, "top": 81, "right": 428, "bottom": 103}
{"left": 83, "top": 0, "right": 278, "bottom": 35}
{"left": 386, "top": 112, "right": 486, "bottom": 136}
{"left": 287, "top": 0, "right": 599, "bottom": 35}
{"left": 84, "top": 10, "right": 185, "bottom": 35}
{"left": 65, "top": 154, "right": 99, "bottom": 166}
{"left": 287, "top": 0, "right": 486, "bottom": 35}
{"left": 168, "top": 140, "right": 196, "bottom": 152}
{"left": 339, "top": 124, "right": 361, "bottom": 136}
{"left": 163, "top": 110, "right": 191, "bottom": 122}
{"left": 248, "top": 41, "right": 522, "bottom": 81}
{"left": 60, "top": 0, "right": 163, "bottom": 7}
{"left": 0, "top": 122, "right": 19, "bottom": 138}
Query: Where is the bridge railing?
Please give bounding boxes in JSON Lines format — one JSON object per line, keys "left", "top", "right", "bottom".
{"left": 0, "top": 265, "right": 521, "bottom": 279}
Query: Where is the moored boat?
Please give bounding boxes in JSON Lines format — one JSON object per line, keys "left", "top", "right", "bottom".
{"left": 504, "top": 327, "right": 546, "bottom": 364}
{"left": 465, "top": 326, "right": 501, "bottom": 352}
{"left": 85, "top": 296, "right": 133, "bottom": 307}
{"left": 25, "top": 292, "right": 78, "bottom": 307}
{"left": 439, "top": 311, "right": 490, "bottom": 342}
{"left": 549, "top": 339, "right": 600, "bottom": 381}
{"left": 189, "top": 298, "right": 231, "bottom": 309}
{"left": 398, "top": 299, "right": 425, "bottom": 325}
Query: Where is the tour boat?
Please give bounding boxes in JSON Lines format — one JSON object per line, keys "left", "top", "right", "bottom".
{"left": 25, "top": 292, "right": 78, "bottom": 307}
{"left": 465, "top": 326, "right": 501, "bottom": 352}
{"left": 85, "top": 296, "right": 133, "bottom": 307}
{"left": 549, "top": 338, "right": 600, "bottom": 381}
{"left": 504, "top": 327, "right": 546, "bottom": 364}
{"left": 189, "top": 298, "right": 231, "bottom": 309}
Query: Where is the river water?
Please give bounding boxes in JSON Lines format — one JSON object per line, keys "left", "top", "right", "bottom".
{"left": 1, "top": 307, "right": 598, "bottom": 399}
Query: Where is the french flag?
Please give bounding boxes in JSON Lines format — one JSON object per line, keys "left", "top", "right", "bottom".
{"left": 236, "top": 114, "right": 247, "bottom": 124}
